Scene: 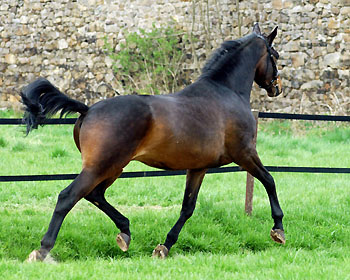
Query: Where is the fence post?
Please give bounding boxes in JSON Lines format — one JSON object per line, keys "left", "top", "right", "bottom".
{"left": 245, "top": 110, "right": 259, "bottom": 215}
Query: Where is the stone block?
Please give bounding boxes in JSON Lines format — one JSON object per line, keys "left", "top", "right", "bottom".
{"left": 343, "top": 34, "right": 350, "bottom": 42}
{"left": 272, "top": 0, "right": 283, "bottom": 9}
{"left": 340, "top": 7, "right": 350, "bottom": 14}
{"left": 282, "top": 0, "right": 293, "bottom": 8}
{"left": 291, "top": 53, "right": 307, "bottom": 68}
{"left": 58, "top": 39, "right": 68, "bottom": 49}
{"left": 5, "top": 53, "right": 16, "bottom": 64}
{"left": 338, "top": 70, "right": 350, "bottom": 79}
{"left": 323, "top": 52, "right": 341, "bottom": 68}
{"left": 331, "top": 7, "right": 340, "bottom": 15}
{"left": 284, "top": 41, "right": 300, "bottom": 52}
{"left": 300, "top": 80, "right": 323, "bottom": 90}
{"left": 328, "top": 18, "right": 340, "bottom": 29}
{"left": 302, "top": 69, "right": 316, "bottom": 80}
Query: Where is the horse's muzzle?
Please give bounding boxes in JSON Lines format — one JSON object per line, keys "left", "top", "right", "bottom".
{"left": 268, "top": 75, "right": 283, "bottom": 97}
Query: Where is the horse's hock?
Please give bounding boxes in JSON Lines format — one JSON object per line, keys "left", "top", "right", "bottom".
{"left": 1, "top": 0, "right": 350, "bottom": 114}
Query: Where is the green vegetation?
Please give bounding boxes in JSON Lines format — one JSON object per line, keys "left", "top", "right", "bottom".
{"left": 0, "top": 137, "right": 7, "bottom": 148}
{"left": 1, "top": 110, "right": 350, "bottom": 279}
{"left": 104, "top": 23, "right": 185, "bottom": 94}
{"left": 51, "top": 148, "right": 68, "bottom": 159}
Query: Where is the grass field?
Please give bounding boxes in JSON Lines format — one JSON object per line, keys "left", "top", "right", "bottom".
{"left": 1, "top": 109, "right": 350, "bottom": 279}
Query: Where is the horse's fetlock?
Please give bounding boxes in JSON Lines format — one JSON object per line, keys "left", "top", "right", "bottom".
{"left": 39, "top": 242, "right": 52, "bottom": 256}
{"left": 121, "top": 220, "right": 130, "bottom": 235}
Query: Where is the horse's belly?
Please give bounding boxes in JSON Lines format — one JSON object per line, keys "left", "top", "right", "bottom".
{"left": 131, "top": 112, "right": 227, "bottom": 170}
{"left": 133, "top": 142, "right": 226, "bottom": 170}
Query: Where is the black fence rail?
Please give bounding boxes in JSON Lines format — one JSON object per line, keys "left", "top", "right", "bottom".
{"left": 1, "top": 112, "right": 350, "bottom": 182}
{"left": 1, "top": 166, "right": 350, "bottom": 182}
{"left": 258, "top": 112, "right": 350, "bottom": 122}
{"left": 2, "top": 112, "right": 350, "bottom": 126}
{"left": 0, "top": 118, "right": 77, "bottom": 125}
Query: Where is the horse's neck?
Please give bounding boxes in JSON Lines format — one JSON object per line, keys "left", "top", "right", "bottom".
{"left": 216, "top": 40, "right": 264, "bottom": 102}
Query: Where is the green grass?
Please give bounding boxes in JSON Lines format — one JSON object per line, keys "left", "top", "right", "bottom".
{"left": 0, "top": 137, "right": 7, "bottom": 148}
{"left": 1, "top": 110, "right": 350, "bottom": 279}
{"left": 51, "top": 148, "right": 68, "bottom": 158}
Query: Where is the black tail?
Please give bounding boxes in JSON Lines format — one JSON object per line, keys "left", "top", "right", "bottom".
{"left": 20, "top": 78, "right": 89, "bottom": 134}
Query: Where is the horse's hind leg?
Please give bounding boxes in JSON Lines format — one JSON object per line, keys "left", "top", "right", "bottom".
{"left": 27, "top": 169, "right": 107, "bottom": 262}
{"left": 238, "top": 148, "right": 285, "bottom": 244}
{"left": 84, "top": 175, "right": 131, "bottom": 252}
{"left": 152, "top": 169, "right": 207, "bottom": 258}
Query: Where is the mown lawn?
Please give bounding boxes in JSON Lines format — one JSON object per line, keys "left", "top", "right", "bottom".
{"left": 1, "top": 109, "right": 350, "bottom": 279}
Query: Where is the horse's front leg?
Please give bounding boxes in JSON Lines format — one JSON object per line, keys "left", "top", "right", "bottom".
{"left": 152, "top": 168, "right": 207, "bottom": 258}
{"left": 238, "top": 148, "right": 285, "bottom": 244}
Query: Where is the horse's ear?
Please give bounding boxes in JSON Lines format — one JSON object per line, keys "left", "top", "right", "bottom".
{"left": 267, "top": 26, "right": 278, "bottom": 45}
{"left": 253, "top": 23, "right": 261, "bottom": 35}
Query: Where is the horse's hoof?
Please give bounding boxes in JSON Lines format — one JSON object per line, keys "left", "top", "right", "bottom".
{"left": 27, "top": 250, "right": 45, "bottom": 262}
{"left": 152, "top": 244, "right": 169, "bottom": 259}
{"left": 270, "top": 229, "right": 286, "bottom": 244}
{"left": 116, "top": 232, "right": 131, "bottom": 252}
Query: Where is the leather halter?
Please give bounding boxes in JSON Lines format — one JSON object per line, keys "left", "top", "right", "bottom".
{"left": 257, "top": 35, "right": 281, "bottom": 96}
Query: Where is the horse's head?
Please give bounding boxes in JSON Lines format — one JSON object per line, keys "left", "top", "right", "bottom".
{"left": 253, "top": 23, "right": 282, "bottom": 97}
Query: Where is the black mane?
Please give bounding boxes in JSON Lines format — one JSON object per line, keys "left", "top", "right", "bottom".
{"left": 200, "top": 33, "right": 258, "bottom": 79}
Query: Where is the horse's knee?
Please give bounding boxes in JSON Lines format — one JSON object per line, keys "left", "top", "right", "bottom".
{"left": 57, "top": 188, "right": 70, "bottom": 200}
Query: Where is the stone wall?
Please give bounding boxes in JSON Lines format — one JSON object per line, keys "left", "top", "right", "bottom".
{"left": 0, "top": 0, "right": 349, "bottom": 114}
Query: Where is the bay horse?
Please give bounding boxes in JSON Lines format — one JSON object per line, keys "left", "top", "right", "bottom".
{"left": 21, "top": 23, "right": 284, "bottom": 261}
